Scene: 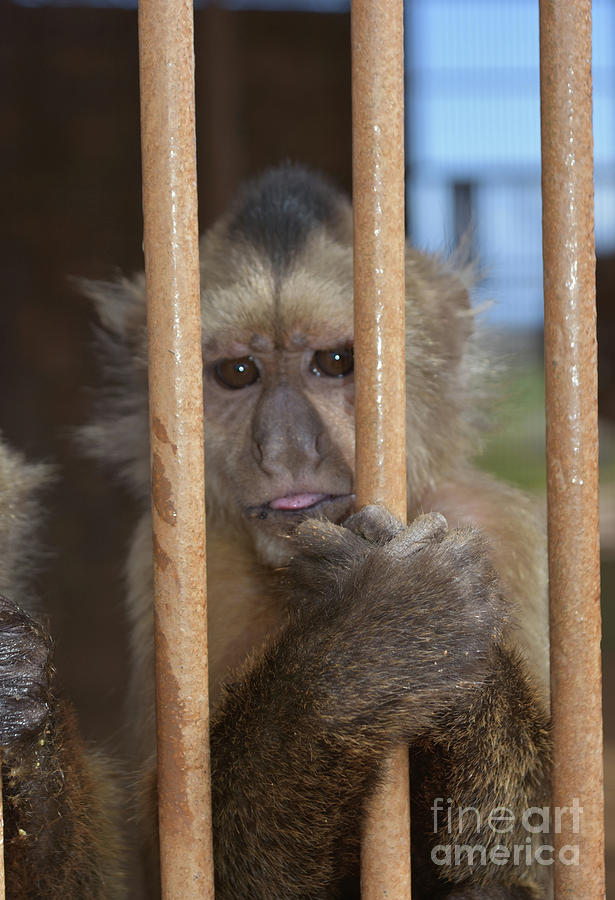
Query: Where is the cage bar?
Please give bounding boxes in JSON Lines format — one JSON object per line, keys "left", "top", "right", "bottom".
{"left": 539, "top": 2, "right": 605, "bottom": 897}
{"left": 138, "top": 0, "right": 214, "bottom": 896}
{"left": 0, "top": 770, "right": 4, "bottom": 900}
{"left": 351, "top": 0, "right": 410, "bottom": 896}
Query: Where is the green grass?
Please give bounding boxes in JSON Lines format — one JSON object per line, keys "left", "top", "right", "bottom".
{"left": 475, "top": 358, "right": 615, "bottom": 651}
{"left": 476, "top": 359, "right": 615, "bottom": 489}
{"left": 476, "top": 361, "right": 547, "bottom": 492}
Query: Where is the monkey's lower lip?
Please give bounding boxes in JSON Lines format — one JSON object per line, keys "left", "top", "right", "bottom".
{"left": 269, "top": 493, "right": 329, "bottom": 511}
{"left": 246, "top": 493, "right": 354, "bottom": 520}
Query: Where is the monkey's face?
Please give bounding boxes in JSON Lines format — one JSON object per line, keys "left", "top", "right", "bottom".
{"left": 201, "top": 237, "right": 356, "bottom": 567}
{"left": 194, "top": 165, "right": 476, "bottom": 567}
{"left": 83, "top": 165, "right": 476, "bottom": 568}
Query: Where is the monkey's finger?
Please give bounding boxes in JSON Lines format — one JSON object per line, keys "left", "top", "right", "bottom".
{"left": 292, "top": 516, "right": 367, "bottom": 563}
{"left": 384, "top": 512, "right": 449, "bottom": 559}
{"left": 437, "top": 524, "right": 489, "bottom": 560}
{"left": 343, "top": 504, "right": 405, "bottom": 544}
{"left": 406, "top": 511, "right": 448, "bottom": 543}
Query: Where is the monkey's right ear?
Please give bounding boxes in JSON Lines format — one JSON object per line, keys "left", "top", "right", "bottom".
{"left": 74, "top": 274, "right": 147, "bottom": 342}
{"left": 76, "top": 275, "right": 150, "bottom": 497}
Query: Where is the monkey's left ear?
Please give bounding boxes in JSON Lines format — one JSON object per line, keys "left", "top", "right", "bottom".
{"left": 405, "top": 248, "right": 475, "bottom": 367}
{"left": 76, "top": 275, "right": 151, "bottom": 498}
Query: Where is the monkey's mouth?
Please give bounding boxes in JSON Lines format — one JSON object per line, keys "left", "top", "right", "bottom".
{"left": 270, "top": 493, "right": 330, "bottom": 511}
{"left": 246, "top": 493, "right": 354, "bottom": 522}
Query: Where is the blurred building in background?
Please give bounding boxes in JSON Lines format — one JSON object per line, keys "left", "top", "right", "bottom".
{"left": 406, "top": 0, "right": 615, "bottom": 328}
{"left": 14, "top": 0, "right": 615, "bottom": 329}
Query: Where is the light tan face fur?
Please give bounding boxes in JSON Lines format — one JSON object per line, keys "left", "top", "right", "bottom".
{"left": 199, "top": 227, "right": 357, "bottom": 566}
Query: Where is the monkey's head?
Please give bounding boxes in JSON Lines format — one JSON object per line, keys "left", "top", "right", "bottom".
{"left": 82, "top": 164, "right": 476, "bottom": 567}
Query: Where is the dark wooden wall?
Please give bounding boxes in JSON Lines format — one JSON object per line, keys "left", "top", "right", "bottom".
{"left": 0, "top": 0, "right": 352, "bottom": 744}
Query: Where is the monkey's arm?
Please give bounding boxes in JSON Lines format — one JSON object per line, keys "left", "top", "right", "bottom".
{"left": 422, "top": 472, "right": 550, "bottom": 697}
{"left": 0, "top": 597, "right": 123, "bottom": 899}
{"left": 210, "top": 508, "right": 508, "bottom": 900}
{"left": 406, "top": 482, "right": 551, "bottom": 897}
{"left": 410, "top": 644, "right": 551, "bottom": 899}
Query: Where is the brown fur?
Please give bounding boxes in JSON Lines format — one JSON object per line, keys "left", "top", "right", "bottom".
{"left": 0, "top": 439, "right": 124, "bottom": 897}
{"left": 3, "top": 699, "right": 125, "bottom": 897}
{"left": 1, "top": 165, "right": 551, "bottom": 898}
{"left": 0, "top": 438, "right": 49, "bottom": 613}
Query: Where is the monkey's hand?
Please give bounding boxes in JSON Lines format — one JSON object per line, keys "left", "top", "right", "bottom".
{"left": 211, "top": 508, "right": 510, "bottom": 897}
{"left": 0, "top": 596, "right": 123, "bottom": 898}
{"left": 0, "top": 595, "right": 51, "bottom": 749}
{"left": 287, "top": 505, "right": 508, "bottom": 740}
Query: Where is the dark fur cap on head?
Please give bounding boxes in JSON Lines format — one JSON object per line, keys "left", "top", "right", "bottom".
{"left": 226, "top": 164, "right": 348, "bottom": 272}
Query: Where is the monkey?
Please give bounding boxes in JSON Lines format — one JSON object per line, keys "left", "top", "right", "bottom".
{"left": 0, "top": 437, "right": 124, "bottom": 896}
{"left": 0, "top": 164, "right": 551, "bottom": 898}
{"left": 0, "top": 437, "right": 49, "bottom": 614}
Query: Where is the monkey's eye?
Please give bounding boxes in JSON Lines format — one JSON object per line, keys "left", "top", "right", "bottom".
{"left": 311, "top": 347, "right": 354, "bottom": 378}
{"left": 214, "top": 356, "right": 260, "bottom": 389}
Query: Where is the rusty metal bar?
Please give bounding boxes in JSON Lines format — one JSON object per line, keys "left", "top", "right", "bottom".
{"left": 539, "top": 2, "right": 605, "bottom": 897}
{"left": 351, "top": 1, "right": 409, "bottom": 896}
{"left": 138, "top": 0, "right": 214, "bottom": 897}
{"left": 0, "top": 763, "right": 5, "bottom": 900}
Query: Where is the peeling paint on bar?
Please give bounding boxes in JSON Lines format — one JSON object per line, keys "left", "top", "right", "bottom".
{"left": 138, "top": 0, "right": 214, "bottom": 895}
{"left": 351, "top": 0, "right": 410, "bottom": 896}
{"left": 0, "top": 767, "right": 4, "bottom": 900}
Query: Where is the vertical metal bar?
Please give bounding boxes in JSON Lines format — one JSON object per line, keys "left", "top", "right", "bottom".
{"left": 351, "top": 1, "right": 409, "bottom": 896}
{"left": 0, "top": 762, "right": 5, "bottom": 900}
{"left": 138, "top": 0, "right": 214, "bottom": 897}
{"left": 539, "top": 2, "right": 605, "bottom": 898}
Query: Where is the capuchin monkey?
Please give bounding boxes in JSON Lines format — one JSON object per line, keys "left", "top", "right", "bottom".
{"left": 0, "top": 438, "right": 123, "bottom": 895}
{"left": 1, "top": 165, "right": 551, "bottom": 899}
